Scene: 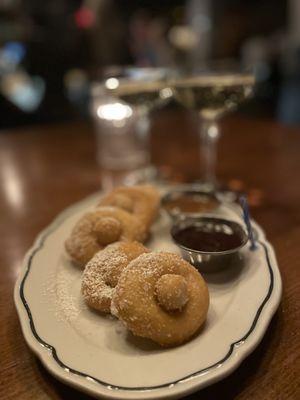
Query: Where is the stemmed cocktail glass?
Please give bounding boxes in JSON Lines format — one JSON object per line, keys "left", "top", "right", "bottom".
{"left": 170, "top": 70, "right": 255, "bottom": 189}
{"left": 91, "top": 67, "right": 172, "bottom": 187}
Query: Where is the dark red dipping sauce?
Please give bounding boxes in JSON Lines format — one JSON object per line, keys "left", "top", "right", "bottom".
{"left": 173, "top": 225, "right": 244, "bottom": 252}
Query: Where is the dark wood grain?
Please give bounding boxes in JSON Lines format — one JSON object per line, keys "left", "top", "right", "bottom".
{"left": 0, "top": 110, "right": 299, "bottom": 399}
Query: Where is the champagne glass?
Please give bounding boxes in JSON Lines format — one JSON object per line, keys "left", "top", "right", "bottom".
{"left": 171, "top": 70, "right": 255, "bottom": 189}
{"left": 99, "top": 66, "right": 172, "bottom": 184}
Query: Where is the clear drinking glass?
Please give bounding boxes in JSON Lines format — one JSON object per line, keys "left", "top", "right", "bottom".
{"left": 91, "top": 67, "right": 172, "bottom": 188}
{"left": 170, "top": 69, "right": 255, "bottom": 189}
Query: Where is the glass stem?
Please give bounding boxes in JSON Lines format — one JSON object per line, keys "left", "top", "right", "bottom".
{"left": 137, "top": 107, "right": 150, "bottom": 143}
{"left": 200, "top": 118, "right": 220, "bottom": 187}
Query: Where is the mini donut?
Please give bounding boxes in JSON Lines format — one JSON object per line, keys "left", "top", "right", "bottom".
{"left": 98, "top": 185, "right": 160, "bottom": 229}
{"left": 81, "top": 241, "right": 149, "bottom": 313}
{"left": 65, "top": 206, "right": 146, "bottom": 266}
{"left": 111, "top": 252, "right": 209, "bottom": 347}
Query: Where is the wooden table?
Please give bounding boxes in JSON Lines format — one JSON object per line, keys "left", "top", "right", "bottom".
{"left": 1, "top": 110, "right": 299, "bottom": 399}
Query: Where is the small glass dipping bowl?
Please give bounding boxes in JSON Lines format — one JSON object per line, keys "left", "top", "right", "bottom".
{"left": 171, "top": 216, "right": 248, "bottom": 273}
{"left": 162, "top": 186, "right": 220, "bottom": 220}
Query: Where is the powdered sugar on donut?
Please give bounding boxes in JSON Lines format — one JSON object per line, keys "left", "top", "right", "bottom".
{"left": 98, "top": 185, "right": 160, "bottom": 230}
{"left": 112, "top": 252, "right": 209, "bottom": 347}
{"left": 65, "top": 207, "right": 146, "bottom": 267}
{"left": 82, "top": 241, "right": 148, "bottom": 313}
{"left": 82, "top": 245, "right": 127, "bottom": 300}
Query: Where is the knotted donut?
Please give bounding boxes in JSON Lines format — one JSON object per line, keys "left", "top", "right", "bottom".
{"left": 98, "top": 185, "right": 160, "bottom": 230}
{"left": 65, "top": 206, "right": 146, "bottom": 266}
{"left": 111, "top": 252, "right": 209, "bottom": 347}
{"left": 82, "top": 241, "right": 149, "bottom": 313}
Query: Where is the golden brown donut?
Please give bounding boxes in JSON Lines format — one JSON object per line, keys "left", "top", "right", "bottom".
{"left": 98, "top": 185, "right": 160, "bottom": 229}
{"left": 81, "top": 241, "right": 149, "bottom": 313}
{"left": 111, "top": 252, "right": 209, "bottom": 347}
{"left": 65, "top": 206, "right": 146, "bottom": 267}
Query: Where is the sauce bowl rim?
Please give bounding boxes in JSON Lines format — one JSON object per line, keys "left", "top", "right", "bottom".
{"left": 162, "top": 186, "right": 221, "bottom": 216}
{"left": 171, "top": 216, "right": 249, "bottom": 256}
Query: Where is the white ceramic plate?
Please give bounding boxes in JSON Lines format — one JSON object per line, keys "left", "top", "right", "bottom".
{"left": 14, "top": 191, "right": 282, "bottom": 400}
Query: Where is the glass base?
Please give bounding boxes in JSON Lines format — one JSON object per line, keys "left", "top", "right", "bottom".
{"left": 123, "top": 165, "right": 159, "bottom": 185}
{"left": 192, "top": 180, "right": 219, "bottom": 193}
{"left": 101, "top": 165, "right": 160, "bottom": 190}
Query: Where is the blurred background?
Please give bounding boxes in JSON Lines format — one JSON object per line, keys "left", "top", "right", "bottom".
{"left": 1, "top": 0, "right": 300, "bottom": 129}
